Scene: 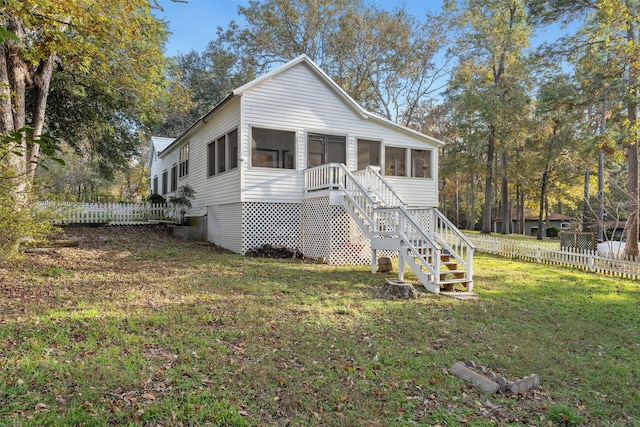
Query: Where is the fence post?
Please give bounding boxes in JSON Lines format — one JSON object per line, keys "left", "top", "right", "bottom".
{"left": 588, "top": 249, "right": 594, "bottom": 272}
{"left": 536, "top": 247, "right": 541, "bottom": 263}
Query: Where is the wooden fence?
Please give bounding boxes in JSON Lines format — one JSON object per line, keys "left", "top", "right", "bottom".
{"left": 466, "top": 234, "right": 640, "bottom": 280}
{"left": 35, "top": 202, "right": 178, "bottom": 225}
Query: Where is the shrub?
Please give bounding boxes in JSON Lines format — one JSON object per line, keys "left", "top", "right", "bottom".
{"left": 546, "top": 226, "right": 560, "bottom": 238}
{"left": 147, "top": 193, "right": 167, "bottom": 205}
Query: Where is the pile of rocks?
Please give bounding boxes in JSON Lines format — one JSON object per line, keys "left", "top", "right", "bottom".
{"left": 450, "top": 360, "right": 540, "bottom": 394}
{"left": 245, "top": 244, "right": 303, "bottom": 259}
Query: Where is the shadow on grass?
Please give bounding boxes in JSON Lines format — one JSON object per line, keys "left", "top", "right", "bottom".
{"left": 1, "top": 228, "right": 638, "bottom": 425}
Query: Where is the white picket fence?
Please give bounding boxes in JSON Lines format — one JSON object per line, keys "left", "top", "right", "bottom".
{"left": 467, "top": 234, "right": 640, "bottom": 280}
{"left": 35, "top": 202, "right": 179, "bottom": 225}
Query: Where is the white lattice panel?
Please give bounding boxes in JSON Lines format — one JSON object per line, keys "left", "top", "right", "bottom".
{"left": 410, "top": 209, "right": 435, "bottom": 236}
{"left": 329, "top": 206, "right": 372, "bottom": 264}
{"left": 301, "top": 197, "right": 331, "bottom": 260}
{"left": 208, "top": 203, "right": 243, "bottom": 253}
{"left": 242, "top": 202, "right": 301, "bottom": 253}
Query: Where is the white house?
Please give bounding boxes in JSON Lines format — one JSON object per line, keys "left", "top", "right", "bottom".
{"left": 149, "top": 55, "right": 474, "bottom": 293}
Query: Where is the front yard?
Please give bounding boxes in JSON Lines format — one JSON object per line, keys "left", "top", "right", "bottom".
{"left": 0, "top": 226, "right": 638, "bottom": 426}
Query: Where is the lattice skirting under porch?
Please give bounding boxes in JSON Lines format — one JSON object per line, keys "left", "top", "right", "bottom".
{"left": 301, "top": 196, "right": 395, "bottom": 265}
{"left": 209, "top": 200, "right": 395, "bottom": 265}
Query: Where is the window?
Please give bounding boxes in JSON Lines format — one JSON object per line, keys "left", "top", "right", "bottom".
{"left": 411, "top": 149, "right": 432, "bottom": 178}
{"left": 152, "top": 176, "right": 158, "bottom": 194}
{"left": 161, "top": 170, "right": 168, "bottom": 195}
{"left": 216, "top": 136, "right": 226, "bottom": 174}
{"left": 385, "top": 146, "right": 406, "bottom": 176}
{"left": 229, "top": 129, "right": 238, "bottom": 170}
{"left": 307, "top": 133, "right": 346, "bottom": 167}
{"left": 208, "top": 129, "right": 239, "bottom": 176}
{"left": 357, "top": 139, "right": 380, "bottom": 170}
{"left": 207, "top": 141, "right": 216, "bottom": 177}
{"left": 179, "top": 144, "right": 189, "bottom": 178}
{"left": 170, "top": 165, "right": 177, "bottom": 192}
{"left": 252, "top": 127, "right": 295, "bottom": 169}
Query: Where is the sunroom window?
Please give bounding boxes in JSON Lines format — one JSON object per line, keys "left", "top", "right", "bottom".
{"left": 307, "top": 133, "right": 346, "bottom": 167}
{"left": 357, "top": 139, "right": 380, "bottom": 170}
{"left": 384, "top": 146, "right": 406, "bottom": 176}
{"left": 208, "top": 129, "right": 239, "bottom": 177}
{"left": 411, "top": 149, "right": 432, "bottom": 178}
{"left": 251, "top": 127, "right": 295, "bottom": 169}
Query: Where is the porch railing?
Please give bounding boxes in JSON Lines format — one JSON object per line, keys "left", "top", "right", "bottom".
{"left": 409, "top": 208, "right": 475, "bottom": 280}
{"left": 352, "top": 166, "right": 404, "bottom": 207}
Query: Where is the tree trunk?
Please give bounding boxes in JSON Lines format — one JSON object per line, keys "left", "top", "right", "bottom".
{"left": 468, "top": 171, "right": 476, "bottom": 230}
{"left": 626, "top": 99, "right": 638, "bottom": 256}
{"left": 625, "top": 17, "right": 639, "bottom": 257}
{"left": 518, "top": 186, "right": 525, "bottom": 235}
{"left": 500, "top": 151, "right": 510, "bottom": 234}
{"left": 0, "top": 43, "right": 14, "bottom": 133}
{"left": 537, "top": 169, "right": 548, "bottom": 240}
{"left": 27, "top": 53, "right": 56, "bottom": 180}
{"left": 582, "top": 167, "right": 590, "bottom": 233}
{"left": 481, "top": 132, "right": 495, "bottom": 234}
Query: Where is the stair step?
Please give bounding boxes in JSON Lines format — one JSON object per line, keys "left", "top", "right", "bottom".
{"left": 440, "top": 271, "right": 466, "bottom": 279}
{"left": 439, "top": 277, "right": 470, "bottom": 285}
{"left": 440, "top": 280, "right": 470, "bottom": 292}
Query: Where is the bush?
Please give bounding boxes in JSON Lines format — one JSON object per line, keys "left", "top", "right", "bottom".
{"left": 147, "top": 193, "right": 167, "bottom": 205}
{"left": 0, "top": 190, "right": 57, "bottom": 259}
{"left": 546, "top": 226, "right": 560, "bottom": 238}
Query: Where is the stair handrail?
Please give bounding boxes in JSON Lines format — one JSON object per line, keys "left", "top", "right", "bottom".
{"left": 374, "top": 206, "right": 441, "bottom": 280}
{"left": 335, "top": 163, "right": 379, "bottom": 231}
{"left": 430, "top": 208, "right": 474, "bottom": 280}
{"left": 432, "top": 208, "right": 475, "bottom": 249}
{"left": 353, "top": 166, "right": 405, "bottom": 207}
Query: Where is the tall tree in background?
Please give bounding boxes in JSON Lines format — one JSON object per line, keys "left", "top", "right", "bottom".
{"left": 529, "top": 0, "right": 639, "bottom": 255}
{"left": 221, "top": 0, "right": 449, "bottom": 125}
{"left": 445, "top": 0, "right": 532, "bottom": 234}
{"left": 529, "top": 75, "right": 585, "bottom": 239}
{"left": 1, "top": 0, "right": 169, "bottom": 194}
{"left": 158, "top": 26, "right": 258, "bottom": 136}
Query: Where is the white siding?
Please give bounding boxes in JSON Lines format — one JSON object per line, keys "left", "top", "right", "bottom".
{"left": 386, "top": 176, "right": 438, "bottom": 207}
{"left": 208, "top": 203, "right": 243, "bottom": 253}
{"left": 163, "top": 97, "right": 242, "bottom": 214}
{"left": 238, "top": 61, "right": 440, "bottom": 206}
{"left": 153, "top": 149, "right": 179, "bottom": 198}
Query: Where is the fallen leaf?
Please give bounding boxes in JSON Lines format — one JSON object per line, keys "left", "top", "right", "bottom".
{"left": 142, "top": 393, "right": 156, "bottom": 400}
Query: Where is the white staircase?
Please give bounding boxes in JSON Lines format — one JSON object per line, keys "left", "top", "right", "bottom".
{"left": 304, "top": 164, "right": 474, "bottom": 293}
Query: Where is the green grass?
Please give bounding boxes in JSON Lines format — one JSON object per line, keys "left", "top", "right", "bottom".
{"left": 0, "top": 225, "right": 638, "bottom": 426}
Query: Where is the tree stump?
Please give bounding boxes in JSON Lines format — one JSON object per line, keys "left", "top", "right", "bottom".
{"left": 382, "top": 280, "right": 419, "bottom": 299}
{"left": 377, "top": 257, "right": 392, "bottom": 272}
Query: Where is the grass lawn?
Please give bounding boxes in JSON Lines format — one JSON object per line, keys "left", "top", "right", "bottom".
{"left": 0, "top": 225, "right": 638, "bottom": 426}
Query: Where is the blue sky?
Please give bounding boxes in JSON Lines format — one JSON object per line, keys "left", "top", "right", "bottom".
{"left": 153, "top": 0, "right": 579, "bottom": 58}
{"left": 154, "top": 0, "right": 446, "bottom": 57}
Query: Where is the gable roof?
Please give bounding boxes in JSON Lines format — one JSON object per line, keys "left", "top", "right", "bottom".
{"left": 234, "top": 55, "right": 444, "bottom": 146}
{"left": 158, "top": 54, "right": 444, "bottom": 154}
{"left": 148, "top": 136, "right": 175, "bottom": 167}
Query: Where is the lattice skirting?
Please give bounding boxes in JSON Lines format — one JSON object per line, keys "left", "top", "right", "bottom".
{"left": 242, "top": 202, "right": 301, "bottom": 253}
{"left": 301, "top": 197, "right": 396, "bottom": 265}
{"left": 209, "top": 200, "right": 395, "bottom": 265}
